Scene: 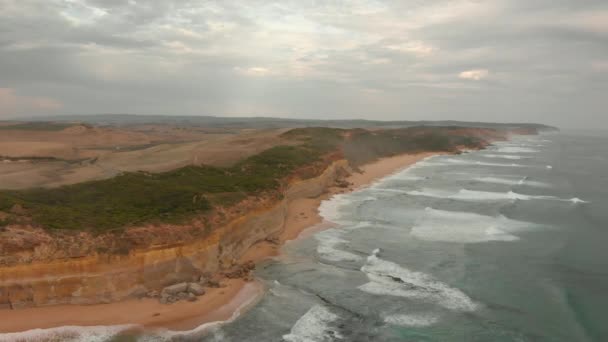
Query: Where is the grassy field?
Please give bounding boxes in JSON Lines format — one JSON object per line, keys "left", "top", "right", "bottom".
{"left": 0, "top": 126, "right": 487, "bottom": 232}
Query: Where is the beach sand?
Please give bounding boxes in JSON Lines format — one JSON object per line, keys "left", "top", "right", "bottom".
{"left": 0, "top": 152, "right": 438, "bottom": 335}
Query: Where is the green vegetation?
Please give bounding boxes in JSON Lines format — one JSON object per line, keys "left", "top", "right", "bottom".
{"left": 287, "top": 126, "right": 484, "bottom": 166}
{"left": 0, "top": 126, "right": 489, "bottom": 232}
{"left": 0, "top": 145, "right": 323, "bottom": 231}
{"left": 0, "top": 122, "right": 74, "bottom": 131}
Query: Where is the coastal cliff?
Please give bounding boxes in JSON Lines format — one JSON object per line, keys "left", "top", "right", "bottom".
{"left": 0, "top": 160, "right": 352, "bottom": 309}
{"left": 0, "top": 125, "right": 537, "bottom": 311}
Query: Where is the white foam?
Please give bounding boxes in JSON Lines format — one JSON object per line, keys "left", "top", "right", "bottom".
{"left": 456, "top": 189, "right": 556, "bottom": 201}
{"left": 359, "top": 253, "right": 477, "bottom": 312}
{"left": 318, "top": 194, "right": 353, "bottom": 223}
{"left": 384, "top": 314, "right": 439, "bottom": 327}
{"left": 406, "top": 188, "right": 561, "bottom": 202}
{"left": 472, "top": 176, "right": 549, "bottom": 188}
{"left": 442, "top": 158, "right": 525, "bottom": 167}
{"left": 474, "top": 176, "right": 523, "bottom": 186}
{"left": 400, "top": 188, "right": 448, "bottom": 199}
{"left": 372, "top": 188, "right": 410, "bottom": 195}
{"left": 283, "top": 305, "right": 342, "bottom": 342}
{"left": 379, "top": 175, "right": 427, "bottom": 183}
{"left": 481, "top": 154, "right": 528, "bottom": 160}
{"left": 315, "top": 229, "right": 362, "bottom": 262}
{"left": 570, "top": 197, "right": 589, "bottom": 204}
{"left": 413, "top": 160, "right": 441, "bottom": 168}
{"left": 0, "top": 325, "right": 136, "bottom": 342}
{"left": 546, "top": 165, "right": 553, "bottom": 169}
{"left": 496, "top": 147, "right": 539, "bottom": 153}
{"left": 409, "top": 208, "right": 525, "bottom": 243}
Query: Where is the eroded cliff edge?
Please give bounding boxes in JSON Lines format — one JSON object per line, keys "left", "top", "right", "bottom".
{"left": 0, "top": 160, "right": 352, "bottom": 309}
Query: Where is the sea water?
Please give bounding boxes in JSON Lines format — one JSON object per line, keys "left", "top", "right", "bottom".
{"left": 209, "top": 131, "right": 608, "bottom": 342}
{"left": 4, "top": 131, "right": 607, "bottom": 341}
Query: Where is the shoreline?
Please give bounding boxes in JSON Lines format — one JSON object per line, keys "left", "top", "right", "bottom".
{"left": 0, "top": 151, "right": 439, "bottom": 335}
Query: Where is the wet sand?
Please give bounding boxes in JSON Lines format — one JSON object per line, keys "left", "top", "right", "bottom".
{"left": 0, "top": 152, "right": 438, "bottom": 335}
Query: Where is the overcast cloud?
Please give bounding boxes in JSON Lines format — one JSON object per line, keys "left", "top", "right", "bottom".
{"left": 0, "top": 0, "right": 607, "bottom": 128}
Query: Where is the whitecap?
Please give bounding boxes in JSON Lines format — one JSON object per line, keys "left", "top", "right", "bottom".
{"left": 442, "top": 158, "right": 525, "bottom": 167}
{"left": 409, "top": 208, "right": 524, "bottom": 243}
{"left": 481, "top": 154, "right": 529, "bottom": 160}
{"left": 495, "top": 147, "right": 539, "bottom": 153}
{"left": 474, "top": 176, "right": 524, "bottom": 186}
{"left": 318, "top": 194, "right": 353, "bottom": 223}
{"left": 0, "top": 325, "right": 136, "bottom": 342}
{"left": 455, "top": 189, "right": 556, "bottom": 201}
{"left": 411, "top": 209, "right": 520, "bottom": 243}
{"left": 359, "top": 253, "right": 477, "bottom": 312}
{"left": 283, "top": 305, "right": 342, "bottom": 342}
{"left": 384, "top": 313, "right": 439, "bottom": 327}
{"left": 315, "top": 229, "right": 362, "bottom": 262}
{"left": 404, "top": 188, "right": 451, "bottom": 198}
{"left": 406, "top": 188, "right": 560, "bottom": 202}
{"left": 472, "top": 176, "right": 549, "bottom": 188}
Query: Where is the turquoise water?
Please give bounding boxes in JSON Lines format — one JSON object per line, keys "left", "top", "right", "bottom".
{"left": 210, "top": 131, "right": 608, "bottom": 342}
{"left": 4, "top": 131, "right": 607, "bottom": 342}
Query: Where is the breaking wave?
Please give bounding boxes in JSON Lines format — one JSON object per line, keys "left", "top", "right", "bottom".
{"left": 474, "top": 176, "right": 549, "bottom": 188}
{"left": 0, "top": 325, "right": 137, "bottom": 342}
{"left": 481, "top": 154, "right": 529, "bottom": 160}
{"left": 318, "top": 194, "right": 354, "bottom": 224}
{"left": 409, "top": 208, "right": 529, "bottom": 243}
{"left": 283, "top": 305, "right": 342, "bottom": 342}
{"left": 495, "top": 147, "right": 540, "bottom": 153}
{"left": 405, "top": 188, "right": 586, "bottom": 203}
{"left": 384, "top": 313, "right": 440, "bottom": 327}
{"left": 422, "top": 158, "right": 526, "bottom": 168}
{"left": 359, "top": 250, "right": 478, "bottom": 312}
{"left": 315, "top": 229, "right": 362, "bottom": 262}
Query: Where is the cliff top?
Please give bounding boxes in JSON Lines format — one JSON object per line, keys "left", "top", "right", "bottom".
{"left": 0, "top": 125, "right": 529, "bottom": 233}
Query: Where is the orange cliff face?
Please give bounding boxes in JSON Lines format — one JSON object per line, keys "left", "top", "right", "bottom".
{"left": 0, "top": 160, "right": 352, "bottom": 309}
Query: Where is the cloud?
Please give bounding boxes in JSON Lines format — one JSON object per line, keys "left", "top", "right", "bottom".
{"left": 458, "top": 69, "right": 490, "bottom": 81}
{"left": 0, "top": 0, "right": 606, "bottom": 128}
{"left": 0, "top": 88, "right": 63, "bottom": 117}
{"left": 568, "top": 10, "right": 608, "bottom": 35}
{"left": 234, "top": 66, "right": 274, "bottom": 77}
{"left": 592, "top": 60, "right": 608, "bottom": 72}
{"left": 386, "top": 41, "right": 437, "bottom": 57}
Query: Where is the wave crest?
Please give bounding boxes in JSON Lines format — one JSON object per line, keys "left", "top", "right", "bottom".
{"left": 359, "top": 253, "right": 477, "bottom": 312}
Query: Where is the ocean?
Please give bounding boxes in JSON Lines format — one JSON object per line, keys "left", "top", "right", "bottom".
{"left": 200, "top": 131, "right": 608, "bottom": 342}
{"left": 4, "top": 131, "right": 607, "bottom": 342}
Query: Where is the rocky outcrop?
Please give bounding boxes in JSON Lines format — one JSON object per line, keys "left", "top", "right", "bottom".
{"left": 157, "top": 282, "right": 204, "bottom": 304}
{"left": 0, "top": 160, "right": 351, "bottom": 309}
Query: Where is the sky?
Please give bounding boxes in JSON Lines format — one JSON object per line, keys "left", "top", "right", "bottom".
{"left": 0, "top": 0, "right": 607, "bottom": 128}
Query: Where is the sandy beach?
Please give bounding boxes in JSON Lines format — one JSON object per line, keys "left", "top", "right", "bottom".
{"left": 0, "top": 151, "right": 438, "bottom": 335}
